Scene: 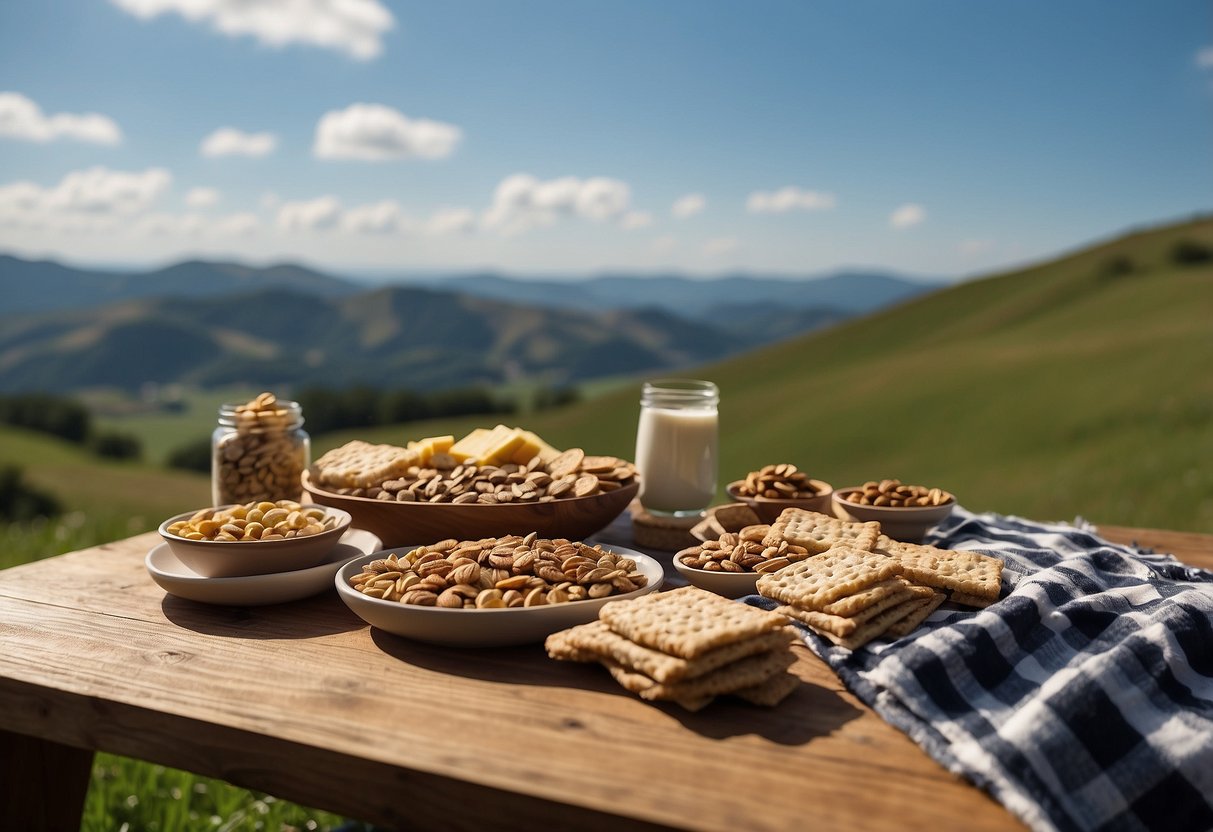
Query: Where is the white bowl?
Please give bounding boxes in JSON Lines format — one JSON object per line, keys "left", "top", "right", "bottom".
{"left": 335, "top": 545, "right": 664, "bottom": 647}
{"left": 147, "top": 528, "right": 382, "bottom": 606}
{"left": 158, "top": 505, "right": 353, "bottom": 578}
{"left": 671, "top": 553, "right": 761, "bottom": 599}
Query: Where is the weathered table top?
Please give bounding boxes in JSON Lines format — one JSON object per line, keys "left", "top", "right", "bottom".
{"left": 1, "top": 523, "right": 1209, "bottom": 830}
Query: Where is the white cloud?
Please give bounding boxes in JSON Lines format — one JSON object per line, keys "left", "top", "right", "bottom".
{"left": 200, "top": 127, "right": 277, "bottom": 158}
{"left": 211, "top": 212, "right": 261, "bottom": 236}
{"left": 341, "top": 199, "right": 406, "bottom": 234}
{"left": 314, "top": 103, "right": 461, "bottom": 161}
{"left": 746, "top": 186, "right": 836, "bottom": 214}
{"left": 651, "top": 234, "right": 677, "bottom": 253}
{"left": 132, "top": 212, "right": 207, "bottom": 237}
{"left": 0, "top": 91, "right": 122, "bottom": 145}
{"left": 1196, "top": 46, "right": 1213, "bottom": 68}
{"left": 620, "top": 211, "right": 653, "bottom": 230}
{"left": 482, "top": 173, "right": 632, "bottom": 235}
{"left": 890, "top": 203, "right": 926, "bottom": 230}
{"left": 0, "top": 167, "right": 171, "bottom": 230}
{"left": 671, "top": 193, "right": 706, "bottom": 219}
{"left": 276, "top": 196, "right": 342, "bottom": 231}
{"left": 184, "top": 187, "right": 220, "bottom": 208}
{"left": 704, "top": 236, "right": 739, "bottom": 256}
{"left": 422, "top": 207, "right": 476, "bottom": 236}
{"left": 109, "top": 0, "right": 394, "bottom": 61}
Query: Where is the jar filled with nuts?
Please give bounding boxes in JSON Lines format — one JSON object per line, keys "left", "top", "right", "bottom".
{"left": 211, "top": 392, "right": 310, "bottom": 506}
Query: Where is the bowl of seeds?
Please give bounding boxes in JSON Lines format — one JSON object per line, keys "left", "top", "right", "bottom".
{"left": 158, "top": 500, "right": 351, "bottom": 578}
{"left": 726, "top": 463, "right": 833, "bottom": 523}
{"left": 832, "top": 479, "right": 954, "bottom": 543}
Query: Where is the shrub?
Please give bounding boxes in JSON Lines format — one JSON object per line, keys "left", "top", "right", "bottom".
{"left": 91, "top": 431, "right": 142, "bottom": 461}
{"left": 0, "top": 465, "right": 61, "bottom": 521}
{"left": 166, "top": 437, "right": 213, "bottom": 473}
{"left": 1170, "top": 239, "right": 1213, "bottom": 266}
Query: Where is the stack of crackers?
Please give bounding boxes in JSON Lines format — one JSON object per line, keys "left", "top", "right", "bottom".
{"left": 545, "top": 586, "right": 800, "bottom": 711}
{"left": 755, "top": 509, "right": 1003, "bottom": 650}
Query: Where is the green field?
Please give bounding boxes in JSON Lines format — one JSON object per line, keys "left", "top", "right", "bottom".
{"left": 1, "top": 216, "right": 1211, "bottom": 830}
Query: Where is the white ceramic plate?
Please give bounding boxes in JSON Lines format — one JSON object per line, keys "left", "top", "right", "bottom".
{"left": 147, "top": 528, "right": 382, "bottom": 606}
{"left": 671, "top": 554, "right": 761, "bottom": 599}
{"left": 335, "top": 545, "right": 665, "bottom": 648}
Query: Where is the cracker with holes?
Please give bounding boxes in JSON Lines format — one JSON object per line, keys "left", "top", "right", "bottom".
{"left": 599, "top": 649, "right": 796, "bottom": 702}
{"left": 782, "top": 592, "right": 933, "bottom": 650}
{"left": 598, "top": 585, "right": 788, "bottom": 660}
{"left": 778, "top": 583, "right": 937, "bottom": 638}
{"left": 876, "top": 537, "right": 1003, "bottom": 601}
{"left": 762, "top": 508, "right": 881, "bottom": 554}
{"left": 756, "top": 547, "right": 902, "bottom": 612}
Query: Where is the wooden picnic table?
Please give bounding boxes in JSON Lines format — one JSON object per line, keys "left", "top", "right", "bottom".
{"left": 1, "top": 523, "right": 1209, "bottom": 831}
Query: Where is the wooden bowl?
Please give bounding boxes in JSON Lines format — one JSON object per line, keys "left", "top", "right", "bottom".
{"left": 725, "top": 479, "right": 834, "bottom": 524}
{"left": 303, "top": 472, "right": 640, "bottom": 547}
{"left": 831, "top": 487, "right": 955, "bottom": 543}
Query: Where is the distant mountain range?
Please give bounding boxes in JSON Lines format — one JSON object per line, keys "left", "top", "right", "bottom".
{"left": 0, "top": 254, "right": 942, "bottom": 393}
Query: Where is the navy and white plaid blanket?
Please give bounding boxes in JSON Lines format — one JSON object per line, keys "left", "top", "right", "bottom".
{"left": 752, "top": 507, "right": 1213, "bottom": 832}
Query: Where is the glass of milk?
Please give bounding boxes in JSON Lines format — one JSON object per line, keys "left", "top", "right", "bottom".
{"left": 634, "top": 379, "right": 719, "bottom": 517}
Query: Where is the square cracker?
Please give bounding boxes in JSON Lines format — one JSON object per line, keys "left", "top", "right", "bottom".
{"left": 598, "top": 586, "right": 787, "bottom": 659}
{"left": 600, "top": 649, "right": 796, "bottom": 701}
{"left": 762, "top": 508, "right": 881, "bottom": 554}
{"left": 545, "top": 621, "right": 796, "bottom": 683}
{"left": 949, "top": 590, "right": 996, "bottom": 609}
{"left": 795, "top": 594, "right": 930, "bottom": 650}
{"left": 732, "top": 671, "right": 800, "bottom": 707}
{"left": 775, "top": 583, "right": 936, "bottom": 638}
{"left": 884, "top": 592, "right": 946, "bottom": 638}
{"left": 821, "top": 577, "right": 909, "bottom": 617}
{"left": 756, "top": 547, "right": 902, "bottom": 612}
{"left": 877, "top": 538, "right": 1003, "bottom": 600}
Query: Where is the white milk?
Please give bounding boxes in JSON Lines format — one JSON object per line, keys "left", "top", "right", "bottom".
{"left": 635, "top": 405, "right": 718, "bottom": 515}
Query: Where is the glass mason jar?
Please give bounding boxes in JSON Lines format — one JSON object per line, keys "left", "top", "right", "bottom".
{"left": 634, "top": 379, "right": 719, "bottom": 517}
{"left": 211, "top": 395, "right": 310, "bottom": 506}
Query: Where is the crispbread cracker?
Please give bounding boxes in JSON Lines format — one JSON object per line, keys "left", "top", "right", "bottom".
{"left": 309, "top": 440, "right": 419, "bottom": 489}
{"left": 949, "top": 590, "right": 996, "bottom": 609}
{"left": 812, "top": 595, "right": 931, "bottom": 650}
{"left": 762, "top": 508, "right": 881, "bottom": 553}
{"left": 732, "top": 670, "right": 800, "bottom": 707}
{"left": 775, "top": 583, "right": 933, "bottom": 637}
{"left": 600, "top": 649, "right": 796, "bottom": 701}
{"left": 884, "top": 592, "right": 946, "bottom": 638}
{"left": 878, "top": 538, "right": 1003, "bottom": 600}
{"left": 756, "top": 547, "right": 902, "bottom": 611}
{"left": 545, "top": 620, "right": 796, "bottom": 683}
{"left": 820, "top": 577, "right": 908, "bottom": 617}
{"left": 598, "top": 586, "right": 787, "bottom": 659}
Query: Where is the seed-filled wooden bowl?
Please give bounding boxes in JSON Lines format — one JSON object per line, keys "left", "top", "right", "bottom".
{"left": 725, "top": 479, "right": 834, "bottom": 524}
{"left": 831, "top": 485, "right": 955, "bottom": 543}
{"left": 303, "top": 471, "right": 639, "bottom": 547}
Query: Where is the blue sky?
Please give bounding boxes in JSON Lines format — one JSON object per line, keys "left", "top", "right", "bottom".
{"left": 1, "top": 0, "right": 1210, "bottom": 279}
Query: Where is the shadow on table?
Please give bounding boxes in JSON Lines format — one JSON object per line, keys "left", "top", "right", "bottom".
{"left": 370, "top": 629, "right": 860, "bottom": 746}
{"left": 161, "top": 593, "right": 366, "bottom": 639}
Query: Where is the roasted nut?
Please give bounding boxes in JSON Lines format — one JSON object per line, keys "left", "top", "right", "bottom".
{"left": 166, "top": 499, "right": 338, "bottom": 542}
{"left": 841, "top": 479, "right": 952, "bottom": 508}
{"left": 213, "top": 392, "right": 307, "bottom": 505}
{"left": 734, "top": 463, "right": 822, "bottom": 499}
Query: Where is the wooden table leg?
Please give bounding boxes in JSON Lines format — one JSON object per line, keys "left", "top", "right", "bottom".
{"left": 0, "top": 728, "right": 95, "bottom": 829}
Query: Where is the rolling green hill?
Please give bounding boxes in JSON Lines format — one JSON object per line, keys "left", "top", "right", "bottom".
{"left": 3, "top": 216, "right": 1211, "bottom": 537}
{"left": 325, "top": 216, "right": 1213, "bottom": 533}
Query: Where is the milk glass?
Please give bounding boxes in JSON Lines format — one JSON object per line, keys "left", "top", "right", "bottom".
{"left": 634, "top": 379, "right": 719, "bottom": 516}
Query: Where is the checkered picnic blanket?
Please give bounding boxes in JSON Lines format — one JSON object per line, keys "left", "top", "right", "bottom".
{"left": 751, "top": 507, "right": 1213, "bottom": 832}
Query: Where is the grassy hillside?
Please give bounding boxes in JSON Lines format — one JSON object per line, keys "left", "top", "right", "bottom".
{"left": 328, "top": 217, "right": 1213, "bottom": 533}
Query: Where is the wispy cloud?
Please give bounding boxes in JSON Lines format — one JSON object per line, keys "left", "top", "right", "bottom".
{"left": 890, "top": 203, "right": 926, "bottom": 230}
{"left": 620, "top": 211, "right": 654, "bottom": 230}
{"left": 704, "top": 236, "right": 739, "bottom": 256}
{"left": 0, "top": 92, "right": 122, "bottom": 145}
{"left": 746, "top": 186, "right": 836, "bottom": 214}
{"left": 200, "top": 128, "right": 277, "bottom": 158}
{"left": 1196, "top": 45, "right": 1213, "bottom": 68}
{"left": 481, "top": 173, "right": 632, "bottom": 235}
{"left": 671, "top": 193, "right": 706, "bottom": 219}
{"left": 276, "top": 195, "right": 342, "bottom": 231}
{"left": 108, "top": 0, "right": 394, "bottom": 61}
{"left": 184, "top": 187, "right": 220, "bottom": 208}
{"left": 313, "top": 103, "right": 462, "bottom": 161}
{"left": 957, "top": 239, "right": 993, "bottom": 256}
{"left": 0, "top": 167, "right": 170, "bottom": 231}
{"left": 340, "top": 199, "right": 406, "bottom": 234}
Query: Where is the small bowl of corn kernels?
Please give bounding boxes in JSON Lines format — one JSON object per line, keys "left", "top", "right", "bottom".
{"left": 158, "top": 500, "right": 352, "bottom": 578}
{"left": 831, "top": 479, "right": 954, "bottom": 543}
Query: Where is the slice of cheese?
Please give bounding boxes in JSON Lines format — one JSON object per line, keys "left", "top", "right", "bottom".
{"left": 475, "top": 425, "right": 527, "bottom": 466}
{"left": 448, "top": 428, "right": 492, "bottom": 462}
{"left": 510, "top": 429, "right": 560, "bottom": 464}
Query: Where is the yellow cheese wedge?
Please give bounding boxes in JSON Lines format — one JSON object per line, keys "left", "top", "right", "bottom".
{"left": 448, "top": 428, "right": 492, "bottom": 462}
{"left": 510, "top": 429, "right": 560, "bottom": 464}
{"left": 474, "top": 425, "right": 527, "bottom": 466}
{"left": 429, "top": 435, "right": 454, "bottom": 454}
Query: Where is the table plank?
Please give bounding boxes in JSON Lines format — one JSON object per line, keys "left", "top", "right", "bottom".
{"left": 0, "top": 532, "right": 1018, "bottom": 832}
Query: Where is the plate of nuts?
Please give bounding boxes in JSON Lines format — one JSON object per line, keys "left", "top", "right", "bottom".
{"left": 335, "top": 533, "right": 664, "bottom": 647}
{"left": 158, "top": 500, "right": 352, "bottom": 578}
{"left": 832, "top": 480, "right": 955, "bottom": 543}
{"left": 726, "top": 463, "right": 833, "bottom": 523}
